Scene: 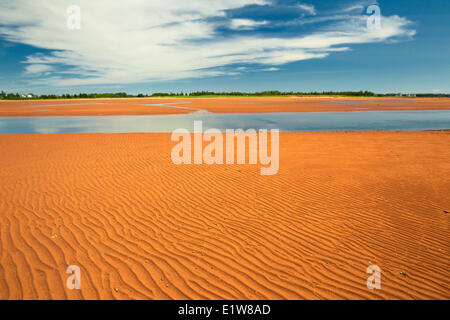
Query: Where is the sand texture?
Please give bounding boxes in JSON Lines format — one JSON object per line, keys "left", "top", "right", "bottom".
{"left": 0, "top": 132, "right": 448, "bottom": 300}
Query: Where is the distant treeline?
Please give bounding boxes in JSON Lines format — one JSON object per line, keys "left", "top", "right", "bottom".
{"left": 133, "top": 91, "right": 386, "bottom": 97}
{"left": 1, "top": 90, "right": 449, "bottom": 100}
{"left": 0, "top": 91, "right": 132, "bottom": 100}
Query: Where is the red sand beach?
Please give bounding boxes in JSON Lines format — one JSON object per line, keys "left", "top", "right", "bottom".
{"left": 0, "top": 131, "right": 448, "bottom": 300}
{"left": 0, "top": 96, "right": 449, "bottom": 117}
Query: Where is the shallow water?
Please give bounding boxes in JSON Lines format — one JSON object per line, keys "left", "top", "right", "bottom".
{"left": 0, "top": 111, "right": 449, "bottom": 134}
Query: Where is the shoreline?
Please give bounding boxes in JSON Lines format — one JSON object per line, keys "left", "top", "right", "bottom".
{"left": 0, "top": 97, "right": 449, "bottom": 117}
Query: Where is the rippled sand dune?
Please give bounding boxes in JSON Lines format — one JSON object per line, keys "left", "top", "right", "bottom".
{"left": 0, "top": 132, "right": 449, "bottom": 299}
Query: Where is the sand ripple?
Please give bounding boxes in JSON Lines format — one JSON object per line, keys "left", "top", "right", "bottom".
{"left": 0, "top": 132, "right": 448, "bottom": 299}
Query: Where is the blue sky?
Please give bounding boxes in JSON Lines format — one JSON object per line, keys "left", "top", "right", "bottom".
{"left": 0, "top": 0, "right": 449, "bottom": 94}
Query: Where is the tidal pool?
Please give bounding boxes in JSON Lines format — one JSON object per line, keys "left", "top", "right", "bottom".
{"left": 0, "top": 110, "right": 449, "bottom": 134}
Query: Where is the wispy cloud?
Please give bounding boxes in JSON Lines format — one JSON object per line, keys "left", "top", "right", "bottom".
{"left": 24, "top": 64, "right": 54, "bottom": 74}
{"left": 341, "top": 0, "right": 378, "bottom": 11}
{"left": 262, "top": 67, "right": 280, "bottom": 71}
{"left": 0, "top": 0, "right": 414, "bottom": 86}
{"left": 230, "top": 19, "right": 268, "bottom": 30}
{"left": 297, "top": 3, "right": 317, "bottom": 16}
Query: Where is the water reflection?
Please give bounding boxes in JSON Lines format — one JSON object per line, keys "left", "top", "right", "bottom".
{"left": 0, "top": 111, "right": 449, "bottom": 134}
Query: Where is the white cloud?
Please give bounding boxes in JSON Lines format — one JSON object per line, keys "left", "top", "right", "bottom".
{"left": 25, "top": 64, "right": 54, "bottom": 74}
{"left": 230, "top": 19, "right": 268, "bottom": 30}
{"left": 297, "top": 3, "right": 317, "bottom": 16}
{"left": 343, "top": 4, "right": 365, "bottom": 13}
{"left": 343, "top": 0, "right": 378, "bottom": 12}
{"left": 0, "top": 0, "right": 415, "bottom": 86}
{"left": 262, "top": 67, "right": 280, "bottom": 72}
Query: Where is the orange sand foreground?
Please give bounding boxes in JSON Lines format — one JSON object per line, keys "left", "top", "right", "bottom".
{"left": 0, "top": 96, "right": 449, "bottom": 117}
{"left": 0, "top": 132, "right": 448, "bottom": 300}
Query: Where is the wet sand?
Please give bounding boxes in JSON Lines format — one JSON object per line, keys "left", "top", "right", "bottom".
{"left": 0, "top": 132, "right": 448, "bottom": 300}
{"left": 0, "top": 97, "right": 449, "bottom": 117}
